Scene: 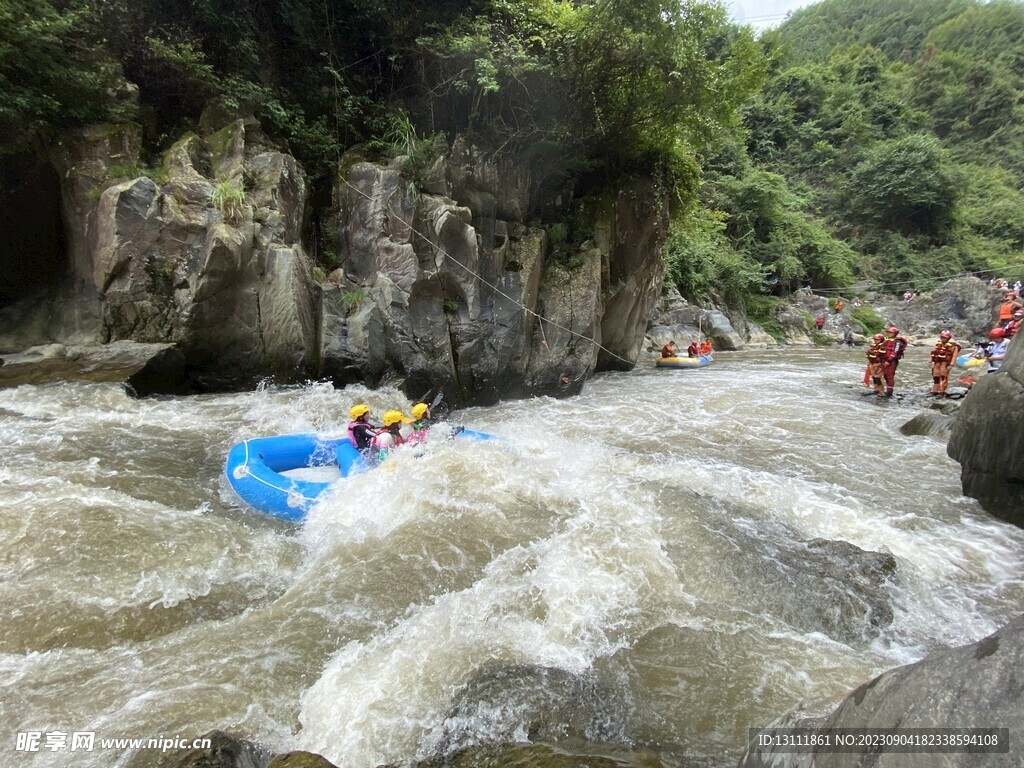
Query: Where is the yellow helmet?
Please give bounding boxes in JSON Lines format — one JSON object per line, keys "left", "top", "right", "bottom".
{"left": 411, "top": 402, "right": 429, "bottom": 420}
{"left": 381, "top": 409, "right": 408, "bottom": 427}
{"left": 349, "top": 403, "right": 370, "bottom": 420}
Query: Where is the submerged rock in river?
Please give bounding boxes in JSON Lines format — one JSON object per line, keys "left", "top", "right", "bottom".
{"left": 738, "top": 613, "right": 1024, "bottom": 768}
{"left": 691, "top": 516, "right": 897, "bottom": 646}
{"left": 429, "top": 664, "right": 631, "bottom": 754}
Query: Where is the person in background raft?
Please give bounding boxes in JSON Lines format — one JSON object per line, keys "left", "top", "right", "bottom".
{"left": 371, "top": 410, "right": 412, "bottom": 462}
{"left": 928, "top": 331, "right": 961, "bottom": 398}
{"left": 687, "top": 340, "right": 700, "bottom": 357}
{"left": 864, "top": 333, "right": 886, "bottom": 394}
{"left": 347, "top": 404, "right": 378, "bottom": 453}
{"left": 661, "top": 340, "right": 678, "bottom": 358}
{"left": 880, "top": 326, "right": 908, "bottom": 398}
{"left": 986, "top": 328, "right": 1010, "bottom": 373}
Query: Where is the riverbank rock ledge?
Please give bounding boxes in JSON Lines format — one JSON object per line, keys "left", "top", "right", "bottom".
{"left": 947, "top": 332, "right": 1024, "bottom": 528}
{"left": 739, "top": 612, "right": 1024, "bottom": 768}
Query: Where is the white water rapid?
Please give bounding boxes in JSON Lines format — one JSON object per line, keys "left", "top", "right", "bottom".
{"left": 1, "top": 348, "right": 1021, "bottom": 767}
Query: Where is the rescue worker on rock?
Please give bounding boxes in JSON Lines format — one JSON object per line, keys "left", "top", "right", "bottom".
{"left": 865, "top": 333, "right": 887, "bottom": 394}
{"left": 687, "top": 340, "right": 700, "bottom": 357}
{"left": 880, "top": 326, "right": 909, "bottom": 398}
{"left": 661, "top": 340, "right": 678, "bottom": 358}
{"left": 371, "top": 410, "right": 411, "bottom": 462}
{"left": 986, "top": 327, "right": 1010, "bottom": 372}
{"left": 997, "top": 293, "right": 1022, "bottom": 327}
{"left": 1005, "top": 310, "right": 1024, "bottom": 339}
{"left": 928, "top": 331, "right": 961, "bottom": 397}
{"left": 347, "top": 404, "right": 378, "bottom": 453}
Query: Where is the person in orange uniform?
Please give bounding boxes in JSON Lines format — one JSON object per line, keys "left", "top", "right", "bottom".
{"left": 864, "top": 333, "right": 886, "bottom": 394}
{"left": 997, "top": 293, "right": 1022, "bottom": 327}
{"left": 928, "top": 330, "right": 961, "bottom": 397}
{"left": 661, "top": 341, "right": 678, "bottom": 358}
{"left": 880, "top": 326, "right": 909, "bottom": 398}
{"left": 700, "top": 339, "right": 713, "bottom": 355}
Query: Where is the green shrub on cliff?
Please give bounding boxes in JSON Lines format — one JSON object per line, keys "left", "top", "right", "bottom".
{"left": 211, "top": 181, "right": 245, "bottom": 223}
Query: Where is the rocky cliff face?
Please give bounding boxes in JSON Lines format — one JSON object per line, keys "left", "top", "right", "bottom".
{"left": 321, "top": 141, "right": 665, "bottom": 404}
{"left": 947, "top": 331, "right": 1024, "bottom": 528}
{"left": 27, "top": 118, "right": 320, "bottom": 392}
{"left": 1, "top": 122, "right": 669, "bottom": 402}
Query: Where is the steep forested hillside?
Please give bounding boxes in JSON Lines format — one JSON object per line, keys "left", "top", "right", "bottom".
{"left": 666, "top": 0, "right": 1024, "bottom": 317}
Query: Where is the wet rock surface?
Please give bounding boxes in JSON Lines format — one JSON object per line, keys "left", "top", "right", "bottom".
{"left": 738, "top": 614, "right": 1024, "bottom": 768}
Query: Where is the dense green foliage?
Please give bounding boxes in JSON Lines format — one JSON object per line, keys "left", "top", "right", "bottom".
{"left": 759, "top": 0, "right": 1023, "bottom": 287}
{"left": 2, "top": 0, "right": 1022, "bottom": 318}
{"left": 0, "top": 0, "right": 763, "bottom": 208}
{"left": 665, "top": 0, "right": 1024, "bottom": 315}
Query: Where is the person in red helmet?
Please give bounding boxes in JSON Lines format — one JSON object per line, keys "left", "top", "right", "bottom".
{"left": 986, "top": 327, "right": 1010, "bottom": 372}
{"left": 928, "top": 331, "right": 961, "bottom": 397}
{"left": 880, "top": 326, "right": 908, "bottom": 397}
{"left": 864, "top": 332, "right": 887, "bottom": 393}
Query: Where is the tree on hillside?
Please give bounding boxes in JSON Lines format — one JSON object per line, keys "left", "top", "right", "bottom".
{"left": 0, "top": 0, "right": 134, "bottom": 157}
{"left": 847, "top": 134, "right": 958, "bottom": 239}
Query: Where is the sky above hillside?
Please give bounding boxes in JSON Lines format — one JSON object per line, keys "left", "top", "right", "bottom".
{"left": 726, "top": 0, "right": 818, "bottom": 31}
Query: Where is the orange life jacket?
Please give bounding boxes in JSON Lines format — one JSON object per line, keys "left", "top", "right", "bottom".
{"left": 883, "top": 336, "right": 908, "bottom": 361}
{"left": 998, "top": 301, "right": 1021, "bottom": 321}
{"left": 930, "top": 340, "right": 960, "bottom": 364}
{"left": 866, "top": 342, "right": 886, "bottom": 363}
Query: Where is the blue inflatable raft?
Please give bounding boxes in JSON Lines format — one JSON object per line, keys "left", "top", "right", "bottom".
{"left": 225, "top": 428, "right": 492, "bottom": 521}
